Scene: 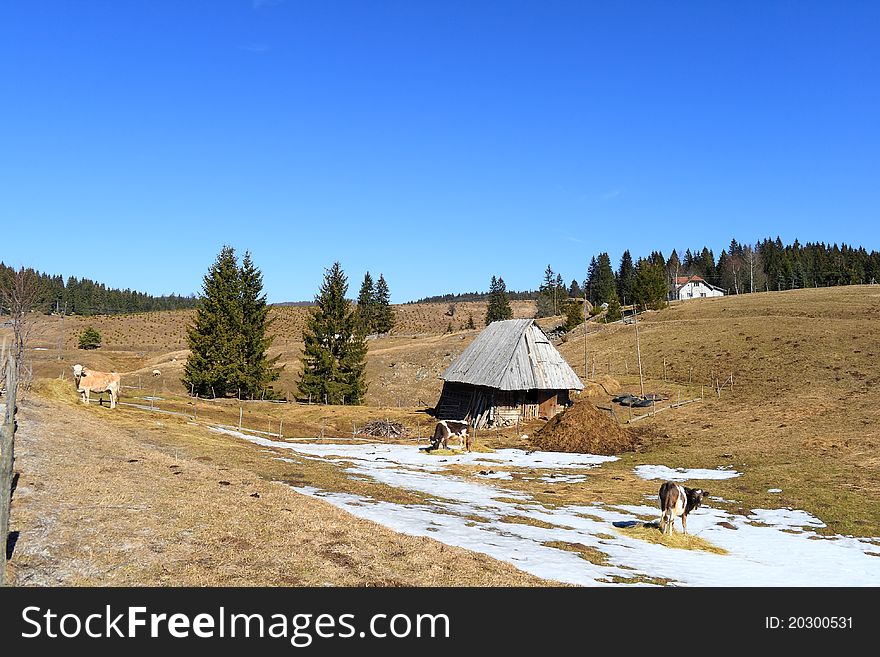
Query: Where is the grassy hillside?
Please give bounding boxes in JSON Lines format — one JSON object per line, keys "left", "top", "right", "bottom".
{"left": 15, "top": 299, "right": 536, "bottom": 403}
{"left": 556, "top": 285, "right": 880, "bottom": 535}
{"left": 8, "top": 284, "right": 880, "bottom": 578}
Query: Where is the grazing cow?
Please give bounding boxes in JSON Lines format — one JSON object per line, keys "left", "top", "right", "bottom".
{"left": 430, "top": 420, "right": 471, "bottom": 452}
{"left": 72, "top": 364, "right": 121, "bottom": 409}
{"left": 152, "top": 369, "right": 161, "bottom": 377}
{"left": 658, "top": 481, "right": 707, "bottom": 535}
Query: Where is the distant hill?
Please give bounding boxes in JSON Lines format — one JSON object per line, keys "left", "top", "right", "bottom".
{"left": 272, "top": 301, "right": 315, "bottom": 307}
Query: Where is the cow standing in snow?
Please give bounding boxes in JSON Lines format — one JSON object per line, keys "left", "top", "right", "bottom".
{"left": 658, "top": 481, "right": 707, "bottom": 535}
{"left": 73, "top": 364, "right": 121, "bottom": 409}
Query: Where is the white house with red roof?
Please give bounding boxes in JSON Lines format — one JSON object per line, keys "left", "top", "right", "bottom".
{"left": 670, "top": 275, "right": 725, "bottom": 301}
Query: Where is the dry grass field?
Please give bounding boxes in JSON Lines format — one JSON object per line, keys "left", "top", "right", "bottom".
{"left": 20, "top": 299, "right": 536, "bottom": 405}
{"left": 8, "top": 388, "right": 548, "bottom": 586}
{"left": 5, "top": 285, "right": 880, "bottom": 585}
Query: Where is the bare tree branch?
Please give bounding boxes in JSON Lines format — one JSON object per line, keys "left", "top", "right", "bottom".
{"left": 0, "top": 267, "right": 40, "bottom": 385}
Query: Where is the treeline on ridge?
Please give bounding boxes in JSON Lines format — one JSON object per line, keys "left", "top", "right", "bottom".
{"left": 0, "top": 262, "right": 197, "bottom": 316}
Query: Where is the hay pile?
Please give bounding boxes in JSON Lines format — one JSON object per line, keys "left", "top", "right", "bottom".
{"left": 581, "top": 375, "right": 621, "bottom": 398}
{"left": 531, "top": 398, "right": 638, "bottom": 455}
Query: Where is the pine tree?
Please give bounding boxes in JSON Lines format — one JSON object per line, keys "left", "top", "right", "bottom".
{"left": 466, "top": 313, "right": 476, "bottom": 330}
{"left": 373, "top": 274, "right": 395, "bottom": 334}
{"left": 78, "top": 326, "right": 101, "bottom": 350}
{"left": 585, "top": 257, "right": 598, "bottom": 304}
{"left": 605, "top": 294, "right": 622, "bottom": 323}
{"left": 239, "top": 251, "right": 282, "bottom": 398}
{"left": 562, "top": 299, "right": 584, "bottom": 332}
{"left": 554, "top": 273, "right": 566, "bottom": 314}
{"left": 617, "top": 250, "right": 635, "bottom": 304}
{"left": 183, "top": 246, "right": 244, "bottom": 397}
{"left": 485, "top": 276, "right": 513, "bottom": 325}
{"left": 631, "top": 258, "right": 668, "bottom": 310}
{"left": 593, "top": 253, "right": 617, "bottom": 305}
{"left": 356, "top": 272, "right": 376, "bottom": 334}
{"left": 298, "top": 262, "right": 368, "bottom": 405}
{"left": 536, "top": 265, "right": 557, "bottom": 317}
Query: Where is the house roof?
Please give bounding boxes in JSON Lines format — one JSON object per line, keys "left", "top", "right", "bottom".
{"left": 441, "top": 319, "right": 585, "bottom": 391}
{"left": 673, "top": 275, "right": 725, "bottom": 292}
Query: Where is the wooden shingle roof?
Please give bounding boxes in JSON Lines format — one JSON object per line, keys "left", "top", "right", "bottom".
{"left": 441, "top": 319, "right": 584, "bottom": 391}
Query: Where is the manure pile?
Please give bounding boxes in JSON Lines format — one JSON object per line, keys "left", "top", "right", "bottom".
{"left": 531, "top": 399, "right": 639, "bottom": 455}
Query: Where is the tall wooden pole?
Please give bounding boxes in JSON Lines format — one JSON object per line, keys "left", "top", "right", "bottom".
{"left": 634, "top": 305, "right": 645, "bottom": 398}
{"left": 583, "top": 290, "right": 588, "bottom": 381}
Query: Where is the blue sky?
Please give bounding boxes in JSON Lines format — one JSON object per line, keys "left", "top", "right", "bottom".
{"left": 2, "top": 1, "right": 878, "bottom": 302}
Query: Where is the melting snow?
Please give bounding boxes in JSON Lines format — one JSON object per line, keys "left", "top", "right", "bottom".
{"left": 213, "top": 428, "right": 880, "bottom": 586}
{"left": 634, "top": 465, "right": 742, "bottom": 481}
{"left": 749, "top": 508, "right": 826, "bottom": 530}
{"left": 539, "top": 474, "right": 587, "bottom": 484}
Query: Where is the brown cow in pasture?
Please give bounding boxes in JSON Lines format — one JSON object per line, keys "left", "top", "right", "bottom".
{"left": 73, "top": 364, "right": 121, "bottom": 409}
{"left": 658, "top": 481, "right": 707, "bottom": 535}
{"left": 430, "top": 420, "right": 471, "bottom": 452}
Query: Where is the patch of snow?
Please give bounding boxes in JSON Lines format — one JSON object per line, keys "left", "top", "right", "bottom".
{"left": 210, "top": 427, "right": 616, "bottom": 471}
{"left": 634, "top": 465, "right": 742, "bottom": 481}
{"left": 539, "top": 474, "right": 587, "bottom": 484}
{"left": 476, "top": 471, "right": 513, "bottom": 480}
{"left": 749, "top": 508, "right": 825, "bottom": 530}
{"left": 212, "top": 430, "right": 880, "bottom": 586}
{"left": 768, "top": 488, "right": 783, "bottom": 493}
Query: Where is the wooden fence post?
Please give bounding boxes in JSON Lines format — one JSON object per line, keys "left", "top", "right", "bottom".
{"left": 1, "top": 345, "right": 19, "bottom": 586}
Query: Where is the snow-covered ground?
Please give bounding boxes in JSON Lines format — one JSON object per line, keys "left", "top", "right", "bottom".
{"left": 211, "top": 427, "right": 880, "bottom": 586}
{"left": 634, "top": 464, "right": 742, "bottom": 481}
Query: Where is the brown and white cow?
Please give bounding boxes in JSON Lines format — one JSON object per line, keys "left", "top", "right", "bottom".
{"left": 429, "top": 420, "right": 471, "bottom": 452}
{"left": 73, "top": 364, "right": 121, "bottom": 409}
{"left": 658, "top": 481, "right": 707, "bottom": 535}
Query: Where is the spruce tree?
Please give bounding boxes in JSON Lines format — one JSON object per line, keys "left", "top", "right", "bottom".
{"left": 183, "top": 246, "right": 244, "bottom": 397}
{"left": 356, "top": 271, "right": 376, "bottom": 334}
{"left": 631, "top": 258, "right": 669, "bottom": 310}
{"left": 78, "top": 326, "right": 101, "bottom": 350}
{"left": 298, "top": 262, "right": 368, "bottom": 405}
{"left": 617, "top": 250, "right": 635, "bottom": 304}
{"left": 605, "top": 293, "right": 622, "bottom": 323}
{"left": 593, "top": 253, "right": 617, "bottom": 305}
{"left": 466, "top": 313, "right": 476, "bottom": 330}
{"left": 239, "top": 251, "right": 282, "bottom": 398}
{"left": 562, "top": 299, "right": 584, "bottom": 332}
{"left": 373, "top": 274, "right": 395, "bottom": 334}
{"left": 585, "top": 257, "right": 598, "bottom": 304}
{"left": 536, "top": 265, "right": 557, "bottom": 317}
{"left": 485, "top": 276, "right": 513, "bottom": 325}
{"left": 554, "top": 273, "right": 566, "bottom": 313}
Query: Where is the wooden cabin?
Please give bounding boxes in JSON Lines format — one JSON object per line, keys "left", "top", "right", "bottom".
{"left": 436, "top": 319, "right": 584, "bottom": 428}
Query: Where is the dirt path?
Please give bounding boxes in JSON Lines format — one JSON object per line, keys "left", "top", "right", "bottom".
{"left": 7, "top": 396, "right": 547, "bottom": 586}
